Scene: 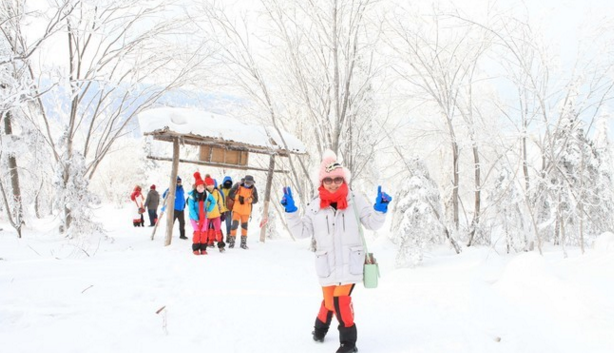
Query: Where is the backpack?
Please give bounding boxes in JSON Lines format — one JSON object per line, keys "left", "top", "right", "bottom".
{"left": 226, "top": 197, "right": 234, "bottom": 212}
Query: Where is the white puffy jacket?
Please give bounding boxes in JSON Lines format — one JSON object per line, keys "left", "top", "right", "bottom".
{"left": 286, "top": 191, "right": 386, "bottom": 286}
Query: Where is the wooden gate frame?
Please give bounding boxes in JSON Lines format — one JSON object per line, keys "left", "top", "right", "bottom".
{"left": 144, "top": 128, "right": 304, "bottom": 246}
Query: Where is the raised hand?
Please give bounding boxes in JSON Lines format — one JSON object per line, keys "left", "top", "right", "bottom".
{"left": 374, "top": 185, "right": 392, "bottom": 213}
{"left": 281, "top": 186, "right": 298, "bottom": 213}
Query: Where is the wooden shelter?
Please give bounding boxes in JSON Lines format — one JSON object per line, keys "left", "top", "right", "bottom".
{"left": 138, "top": 107, "right": 306, "bottom": 246}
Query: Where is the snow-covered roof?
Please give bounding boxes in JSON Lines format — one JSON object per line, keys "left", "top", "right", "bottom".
{"left": 138, "top": 107, "right": 306, "bottom": 154}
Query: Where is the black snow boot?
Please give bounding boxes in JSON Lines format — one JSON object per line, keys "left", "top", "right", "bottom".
{"left": 312, "top": 308, "right": 333, "bottom": 342}
{"left": 336, "top": 324, "right": 358, "bottom": 353}
{"left": 312, "top": 321, "right": 329, "bottom": 342}
{"left": 228, "top": 236, "right": 236, "bottom": 248}
{"left": 240, "top": 236, "right": 249, "bottom": 249}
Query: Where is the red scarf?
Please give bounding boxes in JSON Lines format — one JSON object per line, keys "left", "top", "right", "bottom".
{"left": 319, "top": 183, "right": 349, "bottom": 210}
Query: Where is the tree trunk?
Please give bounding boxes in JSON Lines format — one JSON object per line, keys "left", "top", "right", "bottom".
{"left": 331, "top": 0, "right": 340, "bottom": 154}
{"left": 579, "top": 146, "right": 585, "bottom": 254}
{"left": 451, "top": 140, "right": 460, "bottom": 230}
{"left": 3, "top": 110, "right": 24, "bottom": 238}
{"left": 467, "top": 144, "right": 481, "bottom": 246}
{"left": 62, "top": 24, "right": 77, "bottom": 234}
{"left": 259, "top": 155, "right": 275, "bottom": 243}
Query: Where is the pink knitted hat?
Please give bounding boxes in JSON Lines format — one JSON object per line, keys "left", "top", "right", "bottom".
{"left": 317, "top": 149, "right": 351, "bottom": 185}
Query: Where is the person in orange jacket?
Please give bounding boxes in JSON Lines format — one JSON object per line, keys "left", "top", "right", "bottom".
{"left": 228, "top": 175, "right": 258, "bottom": 249}
{"left": 204, "top": 175, "right": 227, "bottom": 252}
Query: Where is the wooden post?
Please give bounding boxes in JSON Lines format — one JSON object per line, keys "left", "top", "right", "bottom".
{"left": 259, "top": 155, "right": 275, "bottom": 243}
{"left": 165, "top": 138, "right": 180, "bottom": 246}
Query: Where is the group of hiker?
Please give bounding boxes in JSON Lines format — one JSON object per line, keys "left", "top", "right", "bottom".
{"left": 130, "top": 173, "right": 258, "bottom": 255}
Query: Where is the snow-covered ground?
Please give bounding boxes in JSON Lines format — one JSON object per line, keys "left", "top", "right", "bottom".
{"left": 1, "top": 204, "right": 614, "bottom": 353}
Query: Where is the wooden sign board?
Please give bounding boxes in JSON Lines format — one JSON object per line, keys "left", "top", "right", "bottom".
{"left": 199, "top": 146, "right": 249, "bottom": 166}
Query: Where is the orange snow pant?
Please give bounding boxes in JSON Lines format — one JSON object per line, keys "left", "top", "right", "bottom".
{"left": 317, "top": 284, "right": 355, "bottom": 328}
{"left": 230, "top": 213, "right": 250, "bottom": 237}
{"left": 190, "top": 219, "right": 208, "bottom": 252}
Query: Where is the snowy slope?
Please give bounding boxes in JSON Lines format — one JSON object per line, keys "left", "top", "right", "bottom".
{"left": 1, "top": 204, "right": 614, "bottom": 353}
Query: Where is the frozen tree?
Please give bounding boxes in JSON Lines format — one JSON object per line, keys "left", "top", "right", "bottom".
{"left": 53, "top": 146, "right": 102, "bottom": 237}
{"left": 533, "top": 99, "right": 614, "bottom": 255}
{"left": 486, "top": 168, "right": 528, "bottom": 253}
{"left": 0, "top": 0, "right": 75, "bottom": 237}
{"left": 588, "top": 114, "right": 614, "bottom": 243}
{"left": 390, "top": 157, "right": 444, "bottom": 267}
{"left": 383, "top": 2, "right": 494, "bottom": 240}
{"left": 1, "top": 0, "right": 213, "bottom": 236}
{"left": 198, "top": 0, "right": 384, "bottom": 200}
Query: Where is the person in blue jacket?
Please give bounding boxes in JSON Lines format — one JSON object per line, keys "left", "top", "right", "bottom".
{"left": 162, "top": 176, "right": 187, "bottom": 239}
{"left": 187, "top": 172, "right": 216, "bottom": 255}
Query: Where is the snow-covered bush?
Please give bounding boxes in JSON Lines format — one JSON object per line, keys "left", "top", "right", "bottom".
{"left": 390, "top": 157, "right": 444, "bottom": 267}
{"left": 53, "top": 148, "right": 102, "bottom": 238}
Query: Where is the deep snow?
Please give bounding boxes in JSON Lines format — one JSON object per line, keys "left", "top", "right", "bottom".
{"left": 1, "top": 204, "right": 614, "bottom": 353}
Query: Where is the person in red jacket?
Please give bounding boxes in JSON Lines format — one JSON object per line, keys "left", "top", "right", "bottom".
{"left": 130, "top": 185, "right": 145, "bottom": 227}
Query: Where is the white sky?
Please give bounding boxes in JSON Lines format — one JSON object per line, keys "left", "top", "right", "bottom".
{"left": 28, "top": 0, "right": 613, "bottom": 69}
{"left": 526, "top": 0, "right": 614, "bottom": 64}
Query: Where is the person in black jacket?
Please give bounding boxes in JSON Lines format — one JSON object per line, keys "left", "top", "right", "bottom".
{"left": 144, "top": 185, "right": 160, "bottom": 226}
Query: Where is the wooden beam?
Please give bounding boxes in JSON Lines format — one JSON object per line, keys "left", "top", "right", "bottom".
{"left": 147, "top": 155, "right": 290, "bottom": 174}
{"left": 149, "top": 133, "right": 293, "bottom": 157}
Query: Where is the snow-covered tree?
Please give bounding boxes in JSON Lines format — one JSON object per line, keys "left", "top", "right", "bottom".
{"left": 588, "top": 114, "right": 614, "bottom": 241}
{"left": 383, "top": 2, "right": 495, "bottom": 241}
{"left": 533, "top": 99, "right": 614, "bottom": 254}
{"left": 390, "top": 157, "right": 444, "bottom": 267}
{"left": 0, "top": 0, "right": 72, "bottom": 237}
{"left": 1, "top": 0, "right": 213, "bottom": 236}
{"left": 198, "top": 0, "right": 385, "bottom": 202}
{"left": 487, "top": 168, "right": 528, "bottom": 253}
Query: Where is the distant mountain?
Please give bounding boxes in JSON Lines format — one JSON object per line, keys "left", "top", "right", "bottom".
{"left": 38, "top": 80, "right": 240, "bottom": 137}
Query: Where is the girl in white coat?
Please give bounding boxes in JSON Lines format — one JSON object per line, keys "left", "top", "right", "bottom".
{"left": 281, "top": 150, "right": 391, "bottom": 353}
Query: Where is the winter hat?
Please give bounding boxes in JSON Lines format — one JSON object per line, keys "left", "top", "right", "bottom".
{"left": 244, "top": 175, "right": 255, "bottom": 185}
{"left": 204, "top": 174, "right": 215, "bottom": 186}
{"left": 317, "top": 149, "right": 351, "bottom": 185}
{"left": 177, "top": 176, "right": 182, "bottom": 182}
{"left": 193, "top": 172, "right": 205, "bottom": 187}
{"left": 150, "top": 184, "right": 156, "bottom": 190}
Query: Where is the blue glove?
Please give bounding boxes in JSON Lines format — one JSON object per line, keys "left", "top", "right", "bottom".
{"left": 374, "top": 185, "right": 392, "bottom": 213}
{"left": 281, "top": 187, "right": 298, "bottom": 213}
